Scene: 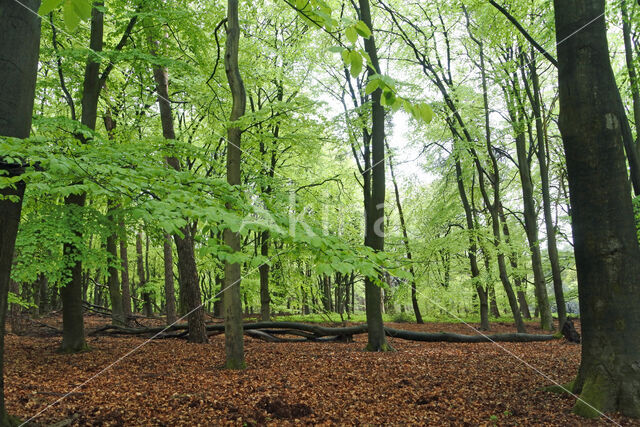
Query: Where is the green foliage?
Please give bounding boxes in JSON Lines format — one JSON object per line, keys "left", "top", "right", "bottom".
{"left": 40, "top": 0, "right": 92, "bottom": 30}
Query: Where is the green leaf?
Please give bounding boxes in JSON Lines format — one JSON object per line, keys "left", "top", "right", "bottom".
{"left": 391, "top": 97, "right": 403, "bottom": 112}
{"left": 341, "top": 49, "right": 351, "bottom": 66}
{"left": 39, "top": 0, "right": 64, "bottom": 15}
{"left": 63, "top": 0, "right": 81, "bottom": 30}
{"left": 72, "top": 0, "right": 92, "bottom": 21}
{"left": 381, "top": 89, "right": 396, "bottom": 107}
{"left": 365, "top": 79, "right": 379, "bottom": 95}
{"left": 328, "top": 45, "right": 344, "bottom": 53}
{"left": 345, "top": 26, "right": 358, "bottom": 44}
{"left": 418, "top": 102, "right": 434, "bottom": 123}
{"left": 354, "top": 20, "right": 372, "bottom": 38}
{"left": 349, "top": 51, "right": 363, "bottom": 76}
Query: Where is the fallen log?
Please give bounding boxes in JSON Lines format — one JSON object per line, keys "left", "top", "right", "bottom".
{"left": 89, "top": 322, "right": 557, "bottom": 343}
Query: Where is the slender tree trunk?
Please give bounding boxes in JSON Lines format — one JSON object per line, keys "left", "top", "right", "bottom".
{"left": 498, "top": 206, "right": 531, "bottom": 319}
{"left": 358, "top": 0, "right": 391, "bottom": 352}
{"left": 554, "top": 0, "right": 640, "bottom": 417}
{"left": 103, "top": 113, "right": 124, "bottom": 326}
{"left": 38, "top": 274, "right": 49, "bottom": 315}
{"left": 135, "top": 232, "right": 151, "bottom": 316}
{"left": 119, "top": 222, "right": 132, "bottom": 322}
{"left": 527, "top": 58, "right": 567, "bottom": 328}
{"left": 149, "top": 32, "right": 206, "bottom": 342}
{"left": 517, "top": 290, "right": 531, "bottom": 319}
{"left": 259, "top": 230, "right": 270, "bottom": 321}
{"left": 489, "top": 285, "right": 500, "bottom": 318}
{"left": 511, "top": 112, "right": 553, "bottom": 330}
{"left": 224, "top": 0, "right": 246, "bottom": 368}
{"left": 387, "top": 143, "right": 423, "bottom": 323}
{"left": 106, "top": 204, "right": 124, "bottom": 326}
{"left": 453, "top": 158, "right": 489, "bottom": 330}
{"left": 163, "top": 234, "right": 177, "bottom": 325}
{"left": 61, "top": 2, "right": 105, "bottom": 353}
{"left": 174, "top": 226, "right": 207, "bottom": 342}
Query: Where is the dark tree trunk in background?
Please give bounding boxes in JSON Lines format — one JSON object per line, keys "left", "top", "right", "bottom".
{"left": 387, "top": 142, "right": 423, "bottom": 324}
{"left": 106, "top": 205, "right": 125, "bottom": 326}
{"left": 0, "top": 0, "right": 40, "bottom": 417}
{"left": 359, "top": 0, "right": 391, "bottom": 352}
{"left": 163, "top": 234, "right": 177, "bottom": 325}
{"left": 61, "top": 2, "right": 105, "bottom": 353}
{"left": 510, "top": 102, "right": 553, "bottom": 330}
{"left": 489, "top": 285, "right": 500, "bottom": 318}
{"left": 224, "top": 0, "right": 246, "bottom": 368}
{"left": 454, "top": 158, "right": 489, "bottom": 331}
{"left": 119, "top": 222, "right": 132, "bottom": 323}
{"left": 554, "top": 0, "right": 640, "bottom": 417}
{"left": 526, "top": 58, "right": 567, "bottom": 328}
{"left": 498, "top": 206, "right": 531, "bottom": 319}
{"left": 103, "top": 115, "right": 125, "bottom": 326}
{"left": 259, "top": 230, "right": 271, "bottom": 321}
{"left": 38, "top": 274, "right": 49, "bottom": 315}
{"left": 174, "top": 227, "right": 207, "bottom": 342}
{"left": 135, "top": 232, "right": 152, "bottom": 316}
{"left": 149, "top": 33, "right": 206, "bottom": 342}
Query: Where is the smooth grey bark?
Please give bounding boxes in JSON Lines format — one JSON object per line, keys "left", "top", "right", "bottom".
{"left": 358, "top": 0, "right": 391, "bottom": 352}
{"left": 0, "top": 0, "right": 40, "bottom": 421}
{"left": 554, "top": 0, "right": 640, "bottom": 418}
{"left": 224, "top": 0, "right": 246, "bottom": 369}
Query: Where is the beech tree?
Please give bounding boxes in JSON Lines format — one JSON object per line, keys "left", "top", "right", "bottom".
{"left": 554, "top": 0, "right": 640, "bottom": 418}
{"left": 0, "top": 0, "right": 41, "bottom": 423}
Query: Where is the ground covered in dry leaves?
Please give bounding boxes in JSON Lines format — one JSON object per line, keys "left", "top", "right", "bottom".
{"left": 6, "top": 315, "right": 634, "bottom": 426}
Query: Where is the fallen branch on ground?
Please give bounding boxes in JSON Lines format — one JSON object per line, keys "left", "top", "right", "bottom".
{"left": 89, "top": 321, "right": 557, "bottom": 343}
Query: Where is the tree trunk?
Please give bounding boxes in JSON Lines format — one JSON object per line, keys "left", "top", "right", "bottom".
{"left": 148, "top": 33, "right": 206, "bottom": 341}
{"left": 359, "top": 0, "right": 391, "bottom": 352}
{"left": 119, "top": 222, "right": 132, "bottom": 322}
{"left": 259, "top": 230, "right": 270, "bottom": 321}
{"left": 163, "top": 234, "right": 177, "bottom": 325}
{"left": 387, "top": 142, "right": 423, "bottom": 323}
{"left": 223, "top": 0, "right": 246, "bottom": 368}
{"left": 38, "top": 274, "right": 49, "bottom": 315}
{"left": 103, "top": 115, "right": 125, "bottom": 326}
{"left": 511, "top": 109, "right": 553, "bottom": 330}
{"left": 554, "top": 0, "right": 640, "bottom": 417}
{"left": 135, "top": 232, "right": 152, "bottom": 317}
{"left": 174, "top": 227, "right": 207, "bottom": 343}
{"left": 60, "top": 2, "right": 105, "bottom": 353}
{"left": 527, "top": 58, "right": 567, "bottom": 328}
{"left": 517, "top": 290, "right": 531, "bottom": 320}
{"left": 453, "top": 158, "right": 489, "bottom": 331}
{"left": 106, "top": 204, "right": 125, "bottom": 326}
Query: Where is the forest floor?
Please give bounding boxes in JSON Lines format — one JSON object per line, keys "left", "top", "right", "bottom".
{"left": 5, "top": 315, "right": 634, "bottom": 426}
